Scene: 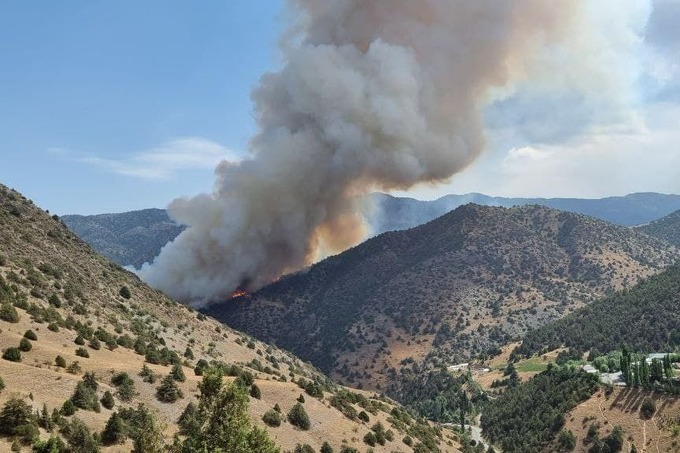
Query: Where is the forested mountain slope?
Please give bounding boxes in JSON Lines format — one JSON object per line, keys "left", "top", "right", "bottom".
{"left": 638, "top": 209, "right": 680, "bottom": 247}
{"left": 514, "top": 265, "right": 680, "bottom": 359}
{"left": 62, "top": 209, "right": 183, "bottom": 269}
{"left": 207, "top": 204, "right": 679, "bottom": 390}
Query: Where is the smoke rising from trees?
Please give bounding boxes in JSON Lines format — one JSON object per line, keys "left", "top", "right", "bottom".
{"left": 139, "top": 0, "right": 651, "bottom": 304}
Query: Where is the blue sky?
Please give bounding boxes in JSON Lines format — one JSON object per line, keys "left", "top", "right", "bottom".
{"left": 2, "top": 1, "right": 680, "bottom": 215}
{"left": 0, "top": 1, "right": 284, "bottom": 214}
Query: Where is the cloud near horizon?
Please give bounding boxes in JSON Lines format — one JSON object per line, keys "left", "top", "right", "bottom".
{"left": 48, "top": 137, "right": 238, "bottom": 180}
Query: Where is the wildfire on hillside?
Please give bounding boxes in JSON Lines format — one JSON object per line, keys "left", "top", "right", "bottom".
{"left": 229, "top": 290, "right": 250, "bottom": 299}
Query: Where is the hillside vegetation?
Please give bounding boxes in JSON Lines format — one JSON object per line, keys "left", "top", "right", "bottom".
{"left": 62, "top": 209, "right": 184, "bottom": 269}
{"left": 207, "top": 204, "right": 679, "bottom": 394}
{"left": 561, "top": 386, "right": 680, "bottom": 453}
{"left": 514, "top": 265, "right": 680, "bottom": 359}
{"left": 639, "top": 209, "right": 680, "bottom": 247}
{"left": 0, "top": 183, "right": 459, "bottom": 452}
{"left": 480, "top": 366, "right": 599, "bottom": 453}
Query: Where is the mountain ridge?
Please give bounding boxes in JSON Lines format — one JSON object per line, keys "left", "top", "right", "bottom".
{"left": 368, "top": 191, "right": 680, "bottom": 233}
{"left": 62, "top": 192, "right": 680, "bottom": 270}
{"left": 205, "top": 203, "right": 680, "bottom": 391}
{"left": 61, "top": 208, "right": 183, "bottom": 269}
{"left": 638, "top": 209, "right": 680, "bottom": 247}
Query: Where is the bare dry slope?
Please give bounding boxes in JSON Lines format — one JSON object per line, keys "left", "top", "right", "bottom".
{"left": 562, "top": 387, "right": 680, "bottom": 453}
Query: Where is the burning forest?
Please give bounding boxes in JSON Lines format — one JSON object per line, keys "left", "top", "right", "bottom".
{"left": 139, "top": 0, "right": 650, "bottom": 305}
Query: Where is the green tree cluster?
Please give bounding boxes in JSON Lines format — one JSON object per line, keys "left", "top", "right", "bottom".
{"left": 514, "top": 266, "right": 680, "bottom": 361}
{"left": 0, "top": 397, "right": 38, "bottom": 443}
{"left": 481, "top": 366, "right": 598, "bottom": 453}
{"left": 176, "top": 368, "right": 279, "bottom": 452}
{"left": 156, "top": 374, "right": 183, "bottom": 403}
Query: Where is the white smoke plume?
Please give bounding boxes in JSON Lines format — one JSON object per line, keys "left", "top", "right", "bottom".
{"left": 139, "top": 0, "right": 650, "bottom": 304}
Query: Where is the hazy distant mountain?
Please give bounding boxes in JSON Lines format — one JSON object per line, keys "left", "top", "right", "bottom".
{"left": 638, "top": 209, "right": 680, "bottom": 247}
{"left": 63, "top": 192, "right": 680, "bottom": 268}
{"left": 61, "top": 209, "right": 184, "bottom": 268}
{"left": 206, "top": 204, "right": 679, "bottom": 390}
{"left": 367, "top": 192, "right": 680, "bottom": 234}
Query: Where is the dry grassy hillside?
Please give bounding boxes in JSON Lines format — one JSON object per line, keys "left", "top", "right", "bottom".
{"left": 562, "top": 387, "right": 680, "bottom": 453}
{"left": 0, "top": 183, "right": 459, "bottom": 452}
{"left": 209, "top": 204, "right": 679, "bottom": 391}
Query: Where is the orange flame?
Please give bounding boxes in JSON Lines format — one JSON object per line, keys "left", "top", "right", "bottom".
{"left": 230, "top": 290, "right": 250, "bottom": 299}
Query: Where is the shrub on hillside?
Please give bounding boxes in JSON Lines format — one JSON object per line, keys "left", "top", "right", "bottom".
{"left": 48, "top": 294, "right": 61, "bottom": 308}
{"left": 194, "top": 359, "right": 209, "bottom": 376}
{"left": 557, "top": 429, "right": 576, "bottom": 451}
{"left": 170, "top": 363, "right": 186, "bottom": 382}
{"left": 101, "top": 412, "right": 127, "bottom": 445}
{"left": 640, "top": 399, "right": 656, "bottom": 419}
{"left": 178, "top": 402, "right": 197, "bottom": 434}
{"left": 55, "top": 355, "right": 67, "bottom": 368}
{"left": 178, "top": 370, "right": 278, "bottom": 452}
{"left": 18, "top": 337, "right": 32, "bottom": 352}
{"left": 61, "top": 417, "right": 99, "bottom": 453}
{"left": 156, "top": 374, "right": 183, "bottom": 403}
{"left": 67, "top": 361, "right": 82, "bottom": 374}
{"left": 0, "top": 303, "right": 19, "bottom": 323}
{"left": 101, "top": 391, "right": 115, "bottom": 410}
{"left": 23, "top": 330, "right": 37, "bottom": 341}
{"left": 119, "top": 286, "right": 131, "bottom": 299}
{"left": 364, "top": 432, "right": 377, "bottom": 446}
{"left": 262, "top": 409, "right": 282, "bottom": 427}
{"left": 0, "top": 397, "right": 38, "bottom": 442}
{"left": 70, "top": 374, "right": 100, "bottom": 412}
{"left": 139, "top": 364, "right": 157, "bottom": 384}
{"left": 2, "top": 347, "right": 21, "bottom": 362}
{"left": 89, "top": 337, "right": 101, "bottom": 350}
{"left": 33, "top": 436, "right": 67, "bottom": 453}
{"left": 60, "top": 399, "right": 76, "bottom": 416}
{"left": 111, "top": 372, "right": 135, "bottom": 402}
{"left": 288, "top": 402, "right": 311, "bottom": 430}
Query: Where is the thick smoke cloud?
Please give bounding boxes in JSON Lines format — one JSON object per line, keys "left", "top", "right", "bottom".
{"left": 140, "top": 0, "right": 650, "bottom": 304}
